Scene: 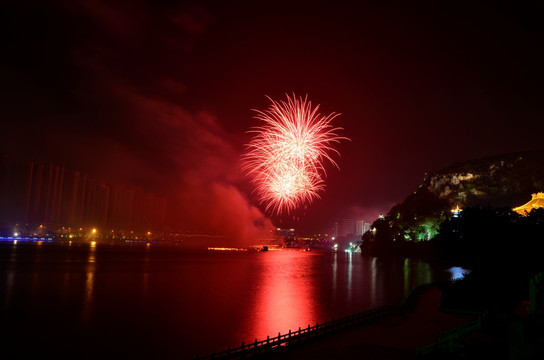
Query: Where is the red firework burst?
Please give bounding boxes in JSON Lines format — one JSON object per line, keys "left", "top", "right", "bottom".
{"left": 242, "top": 94, "right": 348, "bottom": 215}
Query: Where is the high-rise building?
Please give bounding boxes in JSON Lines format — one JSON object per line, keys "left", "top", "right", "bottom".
{"left": 23, "top": 162, "right": 65, "bottom": 225}
{"left": 340, "top": 218, "right": 355, "bottom": 237}
{"left": 84, "top": 179, "right": 110, "bottom": 228}
{"left": 0, "top": 159, "right": 167, "bottom": 232}
{"left": 355, "top": 220, "right": 372, "bottom": 236}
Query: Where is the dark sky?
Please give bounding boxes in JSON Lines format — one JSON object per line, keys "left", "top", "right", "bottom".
{"left": 1, "top": 0, "right": 543, "bottom": 236}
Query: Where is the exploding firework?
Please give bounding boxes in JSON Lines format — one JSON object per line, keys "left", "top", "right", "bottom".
{"left": 242, "top": 94, "right": 348, "bottom": 215}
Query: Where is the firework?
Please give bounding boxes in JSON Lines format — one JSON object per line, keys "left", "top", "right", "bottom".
{"left": 242, "top": 94, "right": 348, "bottom": 215}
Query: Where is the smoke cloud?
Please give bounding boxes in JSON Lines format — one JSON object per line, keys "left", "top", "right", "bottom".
{"left": 1, "top": 1, "right": 275, "bottom": 245}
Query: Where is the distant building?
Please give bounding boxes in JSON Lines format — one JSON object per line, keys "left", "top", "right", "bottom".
{"left": 340, "top": 218, "right": 355, "bottom": 237}
{"left": 355, "top": 220, "right": 371, "bottom": 236}
{"left": 451, "top": 204, "right": 463, "bottom": 218}
{"left": 276, "top": 228, "right": 295, "bottom": 238}
{"left": 0, "top": 159, "right": 166, "bottom": 232}
{"left": 332, "top": 222, "right": 339, "bottom": 238}
{"left": 513, "top": 193, "right": 544, "bottom": 216}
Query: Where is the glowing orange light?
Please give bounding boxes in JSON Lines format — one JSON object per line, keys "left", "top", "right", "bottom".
{"left": 451, "top": 205, "right": 462, "bottom": 214}
{"left": 207, "top": 247, "right": 248, "bottom": 251}
{"left": 513, "top": 192, "right": 544, "bottom": 216}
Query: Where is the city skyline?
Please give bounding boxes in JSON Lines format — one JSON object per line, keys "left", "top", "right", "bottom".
{"left": 0, "top": 158, "right": 166, "bottom": 234}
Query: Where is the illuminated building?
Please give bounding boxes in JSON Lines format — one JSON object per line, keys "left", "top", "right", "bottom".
{"left": 513, "top": 192, "right": 544, "bottom": 216}
{"left": 355, "top": 220, "right": 371, "bottom": 236}
{"left": 451, "top": 204, "right": 462, "bottom": 218}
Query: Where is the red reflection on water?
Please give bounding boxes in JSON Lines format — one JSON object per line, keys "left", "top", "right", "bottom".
{"left": 250, "top": 250, "right": 317, "bottom": 340}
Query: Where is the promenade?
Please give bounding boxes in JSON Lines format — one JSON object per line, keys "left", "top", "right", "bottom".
{"left": 256, "top": 285, "right": 477, "bottom": 359}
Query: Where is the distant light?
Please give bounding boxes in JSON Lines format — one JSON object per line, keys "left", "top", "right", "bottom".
{"left": 451, "top": 205, "right": 463, "bottom": 218}
{"left": 14, "top": 232, "right": 18, "bottom": 237}
{"left": 147, "top": 231, "right": 151, "bottom": 235}
{"left": 448, "top": 266, "right": 469, "bottom": 280}
{"left": 92, "top": 228, "right": 97, "bottom": 234}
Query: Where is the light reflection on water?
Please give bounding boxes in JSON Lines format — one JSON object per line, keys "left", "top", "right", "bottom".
{"left": 347, "top": 252, "right": 353, "bottom": 302}
{"left": 332, "top": 252, "right": 337, "bottom": 303}
{"left": 0, "top": 243, "right": 469, "bottom": 359}
{"left": 252, "top": 251, "right": 317, "bottom": 339}
{"left": 3, "top": 242, "right": 17, "bottom": 309}
{"left": 82, "top": 243, "right": 96, "bottom": 325}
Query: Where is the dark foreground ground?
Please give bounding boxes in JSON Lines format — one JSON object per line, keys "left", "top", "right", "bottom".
{"left": 253, "top": 285, "right": 544, "bottom": 360}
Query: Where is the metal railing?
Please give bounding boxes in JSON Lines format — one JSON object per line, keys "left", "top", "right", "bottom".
{"left": 195, "top": 280, "right": 473, "bottom": 359}
{"left": 194, "top": 305, "right": 396, "bottom": 359}
{"left": 416, "top": 314, "right": 484, "bottom": 357}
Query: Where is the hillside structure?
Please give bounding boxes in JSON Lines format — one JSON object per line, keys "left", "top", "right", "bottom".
{"left": 513, "top": 192, "right": 544, "bottom": 215}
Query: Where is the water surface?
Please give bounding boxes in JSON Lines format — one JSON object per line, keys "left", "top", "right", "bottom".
{"left": 0, "top": 242, "right": 464, "bottom": 359}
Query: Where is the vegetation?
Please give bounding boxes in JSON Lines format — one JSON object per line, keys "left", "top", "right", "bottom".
{"left": 361, "top": 149, "right": 544, "bottom": 258}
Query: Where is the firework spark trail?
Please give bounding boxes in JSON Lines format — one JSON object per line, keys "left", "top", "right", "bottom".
{"left": 242, "top": 94, "right": 348, "bottom": 215}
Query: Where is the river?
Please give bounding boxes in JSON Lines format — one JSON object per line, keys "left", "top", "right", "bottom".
{"left": 0, "top": 241, "right": 466, "bottom": 359}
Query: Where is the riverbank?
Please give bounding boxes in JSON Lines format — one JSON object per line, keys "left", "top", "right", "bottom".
{"left": 244, "top": 281, "right": 544, "bottom": 360}
{"left": 251, "top": 284, "right": 475, "bottom": 359}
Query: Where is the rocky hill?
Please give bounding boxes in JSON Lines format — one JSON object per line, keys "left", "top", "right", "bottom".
{"left": 425, "top": 150, "right": 544, "bottom": 209}
{"left": 361, "top": 149, "right": 544, "bottom": 252}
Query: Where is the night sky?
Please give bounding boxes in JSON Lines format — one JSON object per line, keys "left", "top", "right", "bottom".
{"left": 1, "top": 1, "right": 543, "bottom": 236}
